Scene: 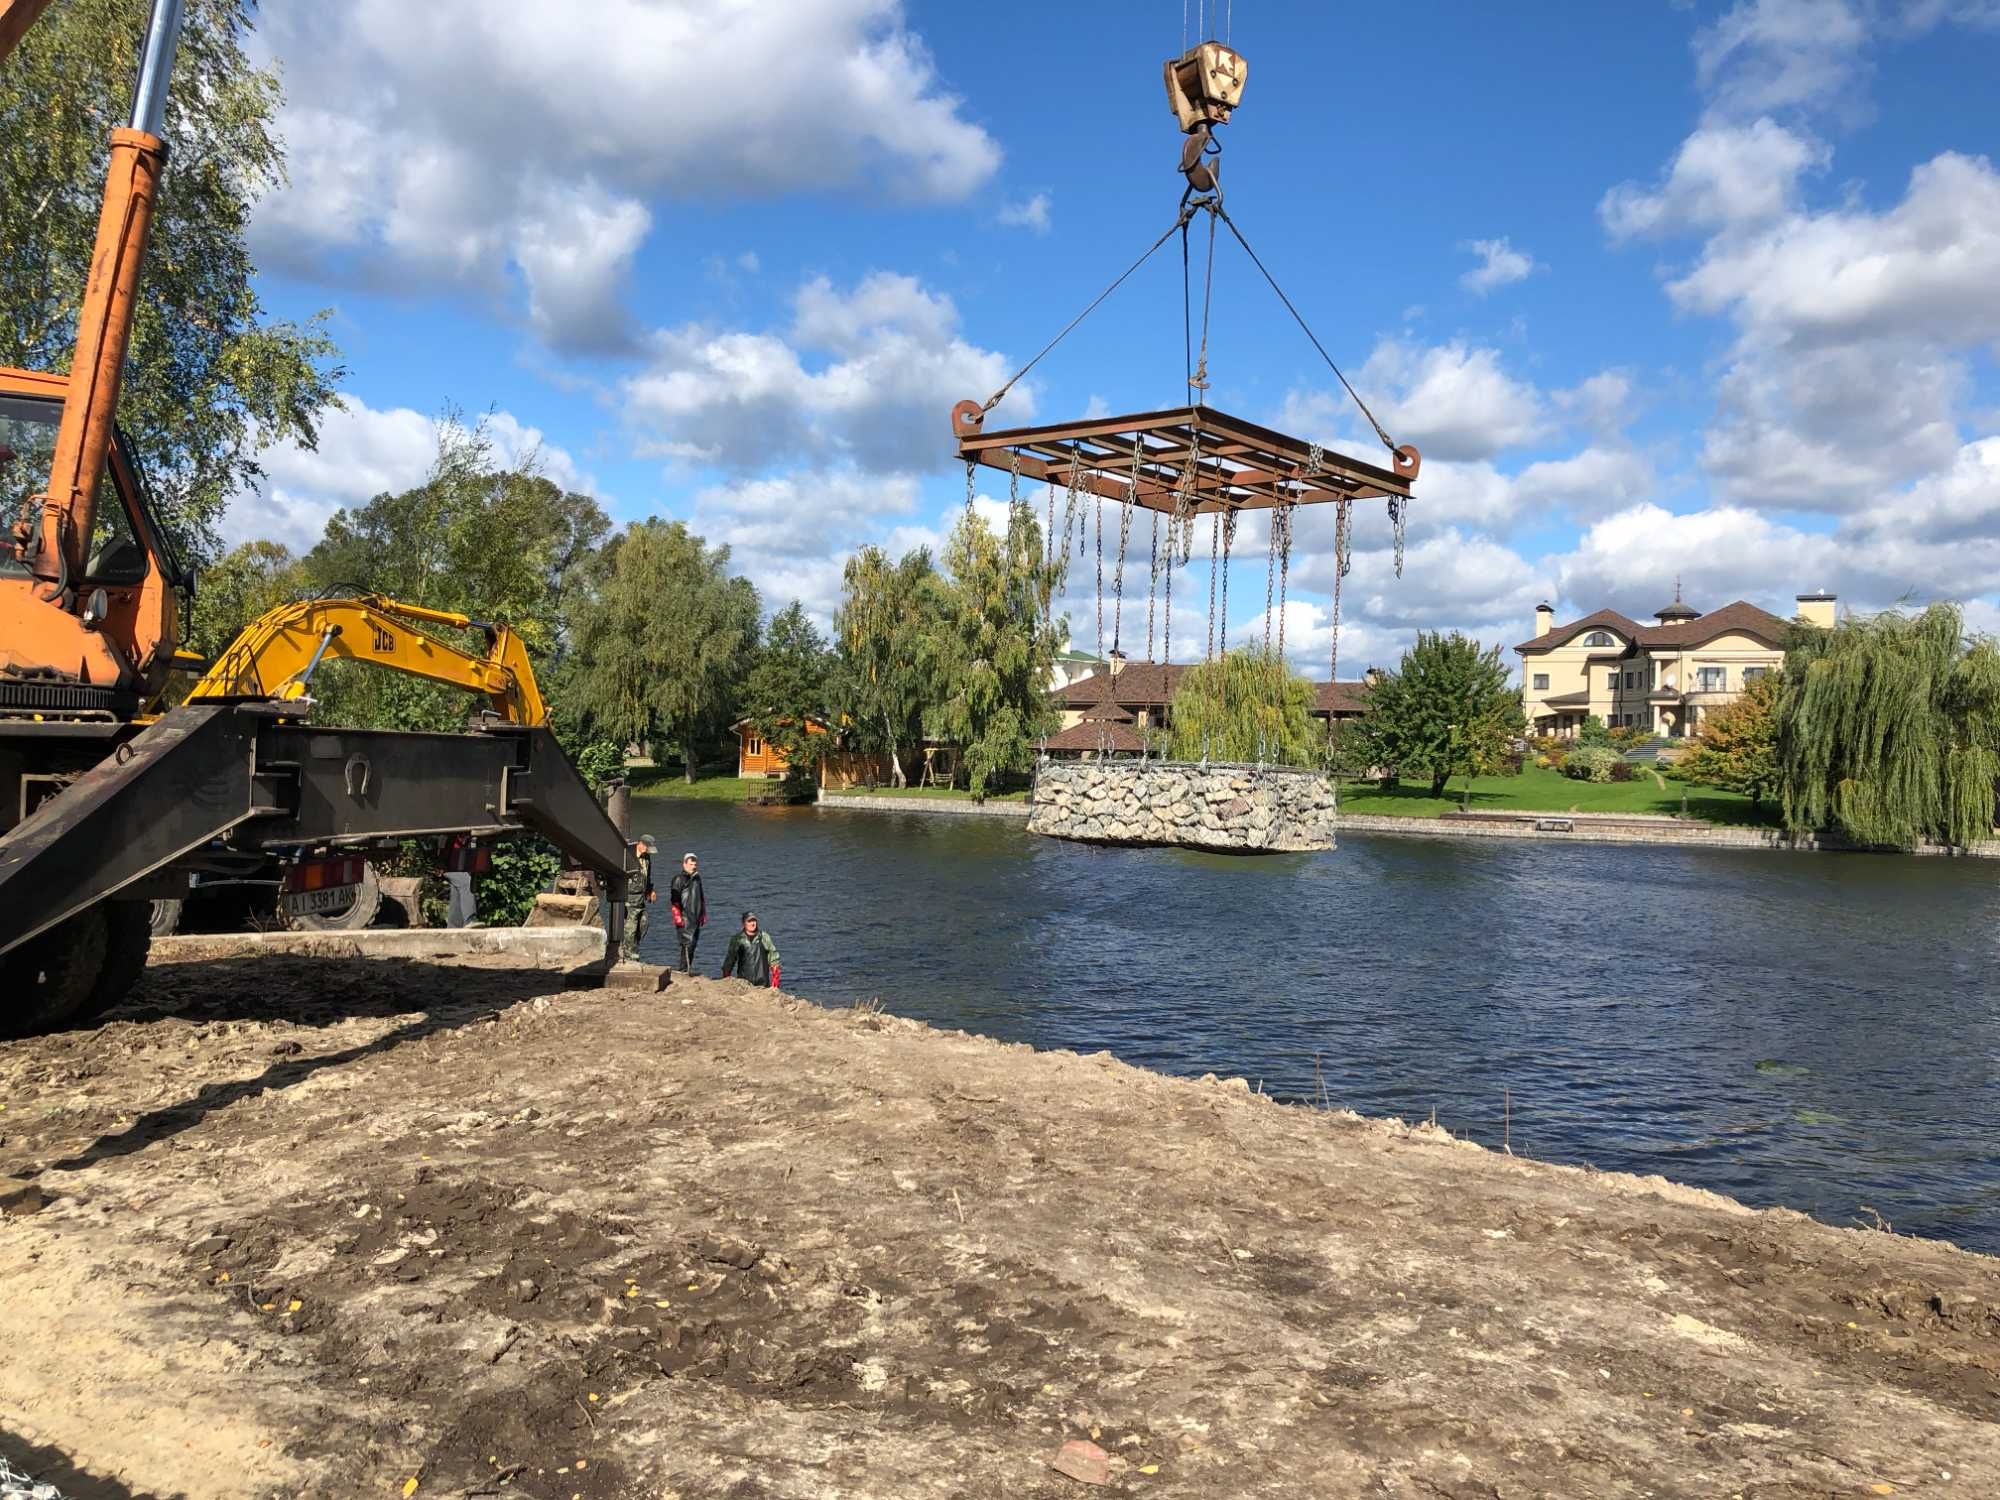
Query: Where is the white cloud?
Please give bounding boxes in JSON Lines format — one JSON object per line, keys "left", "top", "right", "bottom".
{"left": 622, "top": 271, "right": 1030, "bottom": 474}
{"left": 250, "top": 1, "right": 1001, "bottom": 351}
{"left": 1600, "top": 119, "right": 1828, "bottom": 239}
{"left": 1283, "top": 339, "right": 1549, "bottom": 464}
{"left": 1692, "top": 0, "right": 1870, "bottom": 119}
{"left": 1514, "top": 447, "right": 1657, "bottom": 520}
{"left": 224, "top": 398, "right": 593, "bottom": 554}
{"left": 998, "top": 192, "right": 1053, "bottom": 234}
{"left": 1459, "top": 237, "right": 1539, "bottom": 294}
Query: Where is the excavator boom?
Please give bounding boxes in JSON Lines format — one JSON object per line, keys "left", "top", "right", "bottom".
{"left": 189, "top": 595, "right": 549, "bottom": 726}
{"left": 0, "top": 0, "right": 56, "bottom": 66}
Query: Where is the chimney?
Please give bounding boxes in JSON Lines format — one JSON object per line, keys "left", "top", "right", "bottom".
{"left": 1534, "top": 601, "right": 1554, "bottom": 637}
{"left": 1795, "top": 590, "right": 1836, "bottom": 630}
{"left": 1107, "top": 649, "right": 1126, "bottom": 679}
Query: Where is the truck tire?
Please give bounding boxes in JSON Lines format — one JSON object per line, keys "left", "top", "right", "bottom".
{"left": 150, "top": 897, "right": 183, "bottom": 936}
{"left": 288, "top": 862, "right": 383, "bottom": 931}
{"left": 0, "top": 905, "right": 108, "bottom": 1037}
{"left": 78, "top": 900, "right": 154, "bottom": 1023}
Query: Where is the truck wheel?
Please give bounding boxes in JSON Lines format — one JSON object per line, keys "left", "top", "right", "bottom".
{"left": 0, "top": 906, "right": 109, "bottom": 1037}
{"left": 150, "top": 897, "right": 183, "bottom": 936}
{"left": 288, "top": 863, "right": 383, "bottom": 931}
{"left": 78, "top": 900, "right": 154, "bottom": 1023}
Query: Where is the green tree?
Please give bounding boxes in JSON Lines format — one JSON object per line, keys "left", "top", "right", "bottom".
{"left": 1349, "top": 631, "right": 1523, "bottom": 797}
{"left": 181, "top": 537, "right": 304, "bottom": 659}
{"left": 930, "top": 500, "right": 1058, "bottom": 799}
{"left": 1673, "top": 671, "right": 1780, "bottom": 806}
{"left": 743, "top": 600, "right": 832, "bottom": 799}
{"left": 1576, "top": 714, "right": 1614, "bottom": 749}
{"left": 568, "top": 518, "right": 760, "bottom": 781}
{"left": 1167, "top": 646, "right": 1319, "bottom": 765}
{"left": 296, "top": 417, "right": 610, "bottom": 731}
{"left": 833, "top": 544, "right": 948, "bottom": 787}
{"left": 1777, "top": 603, "right": 2000, "bottom": 849}
{"left": 0, "top": 0, "right": 342, "bottom": 561}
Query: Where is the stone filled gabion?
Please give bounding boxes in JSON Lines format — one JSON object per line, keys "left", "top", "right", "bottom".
{"left": 1027, "top": 761, "right": 1337, "bottom": 852}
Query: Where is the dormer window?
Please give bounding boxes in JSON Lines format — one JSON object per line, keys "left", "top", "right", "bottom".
{"left": 1583, "top": 630, "right": 1614, "bottom": 647}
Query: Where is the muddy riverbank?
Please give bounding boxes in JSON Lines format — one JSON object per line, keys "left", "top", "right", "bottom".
{"left": 2, "top": 951, "right": 1996, "bottom": 1498}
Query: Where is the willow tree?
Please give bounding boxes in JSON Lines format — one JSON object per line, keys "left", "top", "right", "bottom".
{"left": 1167, "top": 647, "right": 1318, "bottom": 765}
{"left": 1777, "top": 603, "right": 2000, "bottom": 849}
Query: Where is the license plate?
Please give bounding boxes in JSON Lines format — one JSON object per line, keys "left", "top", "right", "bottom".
{"left": 281, "top": 883, "right": 361, "bottom": 917}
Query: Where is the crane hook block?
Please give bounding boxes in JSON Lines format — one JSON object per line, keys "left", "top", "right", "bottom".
{"left": 1164, "top": 41, "right": 1247, "bottom": 134}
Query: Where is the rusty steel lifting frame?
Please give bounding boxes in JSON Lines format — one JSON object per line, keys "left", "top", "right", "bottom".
{"left": 950, "top": 401, "right": 1419, "bottom": 516}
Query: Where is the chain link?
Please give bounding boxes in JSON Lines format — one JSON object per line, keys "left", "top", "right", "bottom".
{"left": 1094, "top": 493, "right": 1104, "bottom": 654}
{"left": 1276, "top": 496, "right": 1295, "bottom": 659}
{"left": 1219, "top": 507, "right": 1236, "bottom": 659}
{"left": 1146, "top": 509, "right": 1159, "bottom": 661}
{"left": 1389, "top": 494, "right": 1407, "bottom": 577}
{"left": 1111, "top": 490, "right": 1133, "bottom": 654}
{"left": 963, "top": 458, "right": 976, "bottom": 515}
{"left": 1205, "top": 511, "right": 1219, "bottom": 661}
{"left": 1330, "top": 498, "right": 1351, "bottom": 686}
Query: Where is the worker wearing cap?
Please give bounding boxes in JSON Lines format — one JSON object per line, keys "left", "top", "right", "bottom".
{"left": 718, "top": 910, "right": 780, "bottom": 989}
{"left": 668, "top": 850, "right": 707, "bottom": 973}
{"left": 620, "top": 834, "right": 658, "bottom": 960}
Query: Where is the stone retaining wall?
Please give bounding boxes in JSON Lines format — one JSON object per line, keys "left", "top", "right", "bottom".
{"left": 1335, "top": 811, "right": 2000, "bottom": 858}
{"left": 817, "top": 793, "right": 1031, "bottom": 819}
{"left": 1028, "top": 761, "right": 1337, "bottom": 851}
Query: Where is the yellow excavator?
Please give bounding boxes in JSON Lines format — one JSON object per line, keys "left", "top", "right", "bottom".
{"left": 0, "top": 0, "right": 640, "bottom": 1032}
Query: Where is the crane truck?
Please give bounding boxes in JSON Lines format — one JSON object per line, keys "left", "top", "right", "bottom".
{"left": 0, "top": 0, "right": 640, "bottom": 1033}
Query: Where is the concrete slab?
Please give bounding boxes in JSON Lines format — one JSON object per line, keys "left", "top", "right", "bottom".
{"left": 151, "top": 925, "right": 608, "bottom": 969}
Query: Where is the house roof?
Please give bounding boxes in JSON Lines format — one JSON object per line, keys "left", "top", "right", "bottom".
{"left": 1517, "top": 600, "right": 1794, "bottom": 655}
{"left": 1058, "top": 664, "right": 1372, "bottom": 716}
{"left": 1313, "top": 680, "right": 1371, "bottom": 716}
{"left": 1539, "top": 690, "right": 1591, "bottom": 708}
{"left": 1081, "top": 697, "right": 1137, "bottom": 724}
{"left": 1040, "top": 719, "right": 1146, "bottom": 754}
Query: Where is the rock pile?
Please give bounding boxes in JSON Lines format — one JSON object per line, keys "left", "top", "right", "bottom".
{"left": 1027, "top": 761, "right": 1337, "bottom": 851}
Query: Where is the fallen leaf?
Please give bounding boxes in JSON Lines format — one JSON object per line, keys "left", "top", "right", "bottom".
{"left": 288, "top": 1299, "right": 303, "bottom": 1312}
{"left": 401, "top": 1480, "right": 419, "bottom": 1497}
{"left": 587, "top": 1393, "right": 600, "bottom": 1403}
{"left": 260, "top": 1302, "right": 274, "bottom": 1312}
{"left": 215, "top": 1271, "right": 230, "bottom": 1283}
{"left": 654, "top": 1300, "right": 670, "bottom": 1308}
{"left": 1138, "top": 1464, "right": 1160, "bottom": 1475}
{"left": 624, "top": 1287, "right": 638, "bottom": 1298}
{"left": 1869, "top": 1487, "right": 1896, "bottom": 1496}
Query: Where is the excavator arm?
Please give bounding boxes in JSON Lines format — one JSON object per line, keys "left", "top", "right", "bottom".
{"left": 187, "top": 595, "right": 549, "bottom": 726}
{"left": 0, "top": 0, "right": 57, "bottom": 66}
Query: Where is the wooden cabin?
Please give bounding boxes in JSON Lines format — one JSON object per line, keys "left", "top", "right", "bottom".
{"left": 732, "top": 717, "right": 895, "bottom": 789}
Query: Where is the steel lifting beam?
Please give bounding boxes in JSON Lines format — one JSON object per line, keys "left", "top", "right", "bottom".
{"left": 0, "top": 703, "right": 637, "bottom": 960}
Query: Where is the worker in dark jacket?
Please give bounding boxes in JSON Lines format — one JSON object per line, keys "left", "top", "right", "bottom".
{"left": 719, "top": 910, "right": 780, "bottom": 989}
{"left": 668, "top": 851, "right": 706, "bottom": 973}
{"left": 619, "top": 835, "right": 657, "bottom": 960}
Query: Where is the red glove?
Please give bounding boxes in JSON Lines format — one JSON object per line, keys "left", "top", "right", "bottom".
{"left": 770, "top": 965, "right": 780, "bottom": 989}
{"left": 671, "top": 907, "right": 684, "bottom": 927}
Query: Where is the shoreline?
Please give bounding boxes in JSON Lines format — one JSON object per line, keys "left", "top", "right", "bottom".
{"left": 818, "top": 787, "right": 2000, "bottom": 857}
{"left": 1, "top": 950, "right": 1993, "bottom": 1496}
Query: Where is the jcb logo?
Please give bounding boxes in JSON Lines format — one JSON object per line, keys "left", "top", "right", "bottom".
{"left": 369, "top": 624, "right": 395, "bottom": 653}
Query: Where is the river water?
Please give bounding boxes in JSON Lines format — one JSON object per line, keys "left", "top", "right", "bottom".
{"left": 632, "top": 798, "right": 2000, "bottom": 1254}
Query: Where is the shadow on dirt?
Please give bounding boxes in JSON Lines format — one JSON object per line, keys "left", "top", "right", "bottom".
{"left": 2, "top": 1427, "right": 170, "bottom": 1500}
{"left": 24, "top": 956, "right": 605, "bottom": 1176}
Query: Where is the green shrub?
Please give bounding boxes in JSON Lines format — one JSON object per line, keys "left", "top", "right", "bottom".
{"left": 1562, "top": 745, "right": 1620, "bottom": 782}
{"left": 1607, "top": 759, "right": 1637, "bottom": 783}
{"left": 1576, "top": 716, "right": 1614, "bottom": 749}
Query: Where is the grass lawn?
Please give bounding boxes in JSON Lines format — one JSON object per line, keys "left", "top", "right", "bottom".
{"left": 1337, "top": 763, "right": 1778, "bottom": 827}
{"left": 824, "top": 784, "right": 1030, "bottom": 803}
{"left": 628, "top": 770, "right": 769, "bottom": 802}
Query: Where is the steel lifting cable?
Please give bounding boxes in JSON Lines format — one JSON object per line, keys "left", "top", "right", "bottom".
{"left": 978, "top": 206, "right": 1196, "bottom": 417}
{"left": 1213, "top": 203, "right": 1400, "bottom": 458}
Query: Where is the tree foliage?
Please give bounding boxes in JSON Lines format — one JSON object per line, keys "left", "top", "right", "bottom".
{"left": 181, "top": 537, "right": 303, "bottom": 659}
{"left": 744, "top": 601, "right": 832, "bottom": 799}
{"left": 929, "top": 500, "right": 1058, "bottom": 799}
{"left": 834, "top": 545, "right": 948, "bottom": 787}
{"left": 1347, "top": 632, "right": 1523, "bottom": 797}
{"left": 0, "top": 0, "right": 342, "bottom": 561}
{"left": 1673, "top": 671, "right": 1780, "bottom": 805}
{"left": 1166, "top": 646, "right": 1319, "bottom": 765}
{"left": 1777, "top": 603, "right": 2000, "bottom": 849}
{"left": 568, "top": 518, "right": 760, "bottom": 778}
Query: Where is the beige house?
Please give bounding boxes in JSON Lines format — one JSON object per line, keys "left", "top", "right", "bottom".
{"left": 1516, "top": 590, "right": 1835, "bottom": 738}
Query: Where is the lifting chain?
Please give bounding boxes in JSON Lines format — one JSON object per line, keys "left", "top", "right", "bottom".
{"left": 1205, "top": 510, "right": 1219, "bottom": 662}
{"left": 963, "top": 458, "right": 977, "bottom": 516}
{"left": 1276, "top": 496, "right": 1295, "bottom": 659}
{"left": 1164, "top": 523, "right": 1174, "bottom": 663}
{"left": 1389, "top": 494, "right": 1407, "bottom": 577}
{"left": 1330, "top": 497, "right": 1351, "bottom": 686}
{"left": 1146, "top": 509, "right": 1159, "bottom": 662}
{"left": 1062, "top": 461, "right": 1082, "bottom": 562}
{"left": 1263, "top": 503, "right": 1279, "bottom": 653}
{"left": 1009, "top": 448, "right": 1021, "bottom": 507}
{"left": 1219, "top": 508, "right": 1237, "bottom": 658}
{"left": 1094, "top": 493, "right": 1104, "bottom": 653}
{"left": 1045, "top": 480, "right": 1055, "bottom": 574}
{"left": 1174, "top": 435, "right": 1201, "bottom": 564}
{"left": 1111, "top": 489, "right": 1133, "bottom": 654}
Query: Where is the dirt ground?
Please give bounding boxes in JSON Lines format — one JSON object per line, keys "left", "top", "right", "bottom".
{"left": 1, "top": 952, "right": 1996, "bottom": 1500}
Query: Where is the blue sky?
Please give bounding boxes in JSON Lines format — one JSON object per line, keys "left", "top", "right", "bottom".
{"left": 227, "top": 0, "right": 2000, "bottom": 677}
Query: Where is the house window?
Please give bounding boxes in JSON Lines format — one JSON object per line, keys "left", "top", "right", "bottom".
{"left": 1606, "top": 670, "right": 1620, "bottom": 691}
{"left": 1742, "top": 666, "right": 1769, "bottom": 681}
{"left": 1532, "top": 673, "right": 1549, "bottom": 691}
{"left": 746, "top": 733, "right": 762, "bottom": 756}
{"left": 1643, "top": 707, "right": 1655, "bottom": 730}
{"left": 1583, "top": 631, "right": 1614, "bottom": 646}
{"left": 1624, "top": 671, "right": 1635, "bottom": 689}
{"left": 1698, "top": 667, "right": 1726, "bottom": 692}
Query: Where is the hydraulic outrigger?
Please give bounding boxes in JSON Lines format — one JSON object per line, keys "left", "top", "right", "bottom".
{"left": 0, "top": 0, "right": 639, "bottom": 1032}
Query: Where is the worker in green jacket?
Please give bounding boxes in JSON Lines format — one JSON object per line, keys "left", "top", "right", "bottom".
{"left": 719, "top": 910, "right": 780, "bottom": 989}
